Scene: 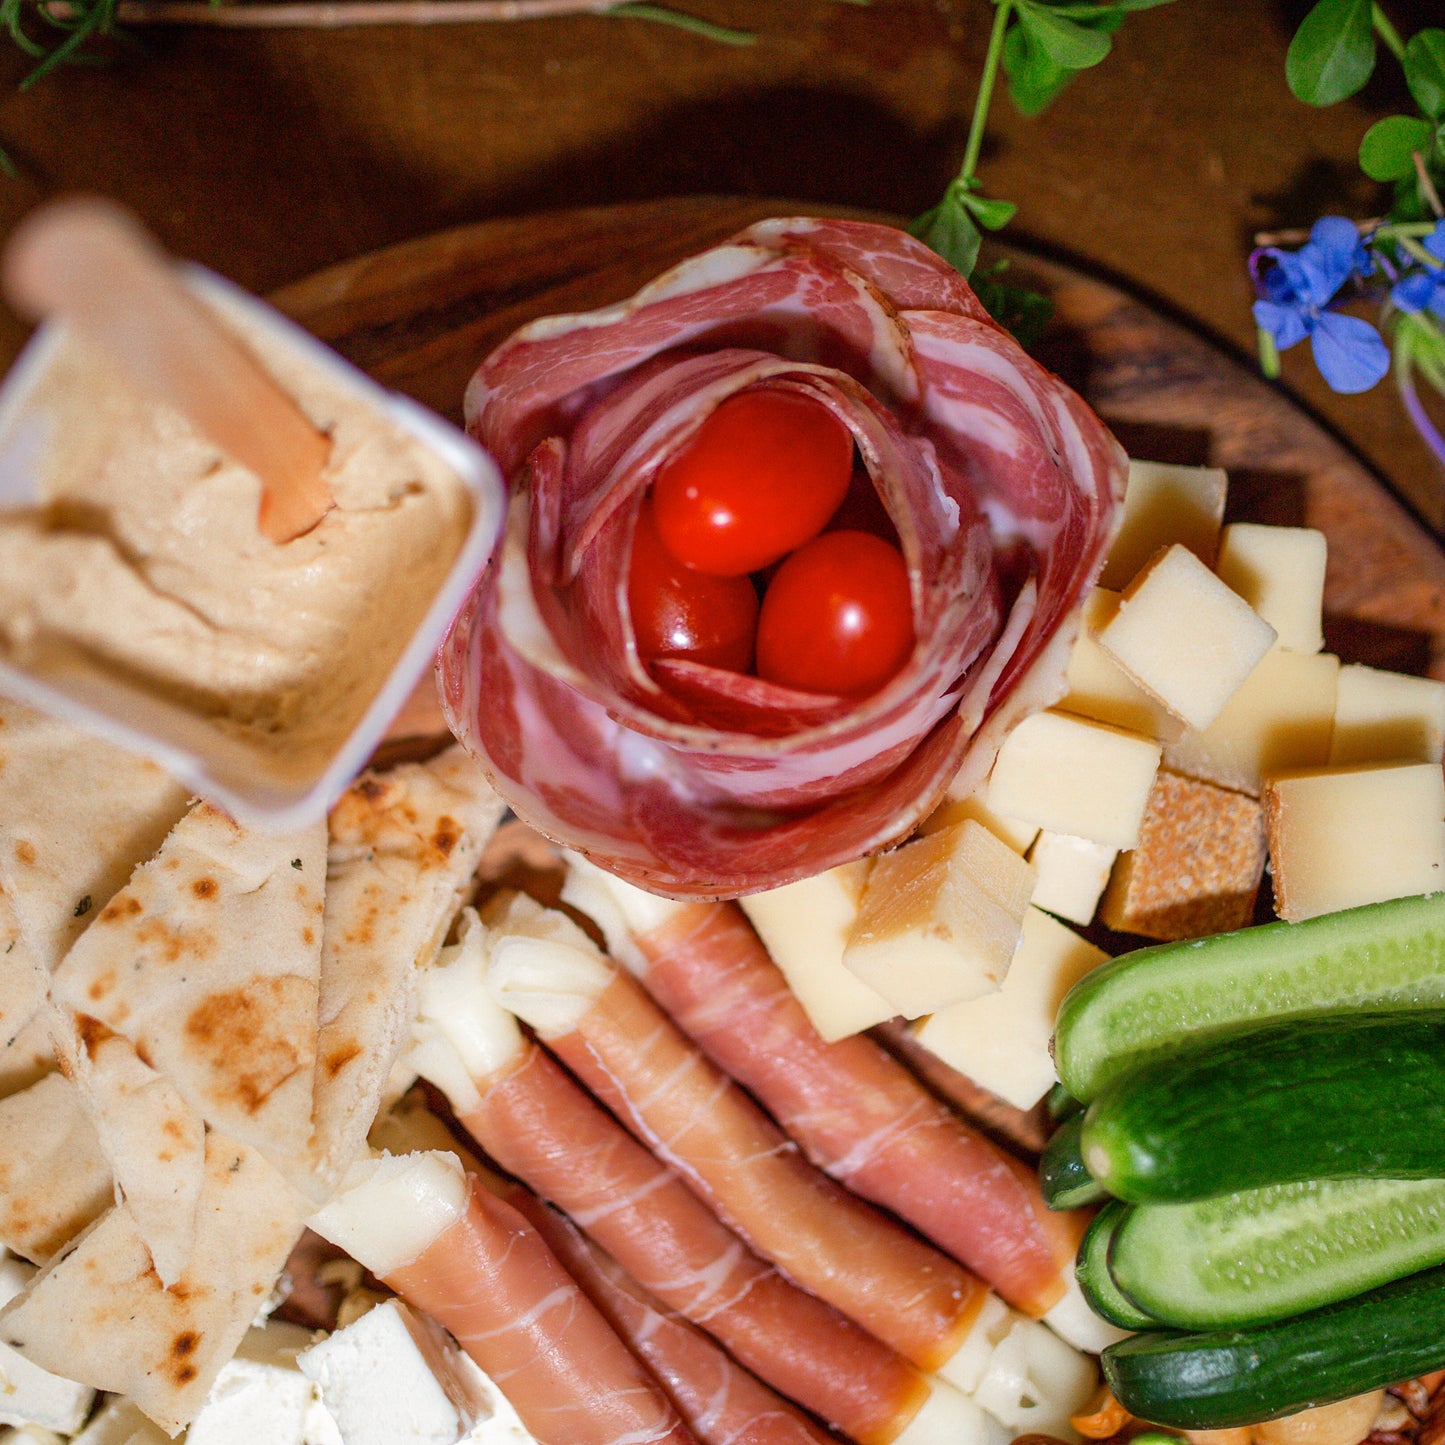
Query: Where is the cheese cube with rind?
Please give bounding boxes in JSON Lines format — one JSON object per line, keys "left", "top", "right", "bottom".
{"left": 1264, "top": 763, "right": 1445, "bottom": 922}
{"left": 1098, "top": 459, "right": 1227, "bottom": 590}
{"left": 1214, "top": 523, "right": 1327, "bottom": 653}
{"left": 1026, "top": 832, "right": 1117, "bottom": 926}
{"left": 1099, "top": 544, "right": 1276, "bottom": 730}
{"left": 911, "top": 907, "right": 1106, "bottom": 1111}
{"left": 1163, "top": 647, "right": 1340, "bottom": 797}
{"left": 1329, "top": 664, "right": 1445, "bottom": 766}
{"left": 738, "top": 862, "right": 895, "bottom": 1041}
{"left": 1057, "top": 589, "right": 1183, "bottom": 742}
{"left": 986, "top": 710, "right": 1162, "bottom": 850}
{"left": 0, "top": 1258, "right": 95, "bottom": 1433}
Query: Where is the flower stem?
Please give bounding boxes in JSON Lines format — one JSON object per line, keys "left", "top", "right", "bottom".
{"left": 1371, "top": 3, "right": 1405, "bottom": 64}
{"left": 958, "top": 0, "right": 1014, "bottom": 188}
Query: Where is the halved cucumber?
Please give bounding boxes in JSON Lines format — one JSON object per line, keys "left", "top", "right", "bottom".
{"left": 1110, "top": 1175, "right": 1445, "bottom": 1328}
{"left": 1054, "top": 892, "right": 1445, "bottom": 1102}
{"left": 1103, "top": 1262, "right": 1445, "bottom": 1429}
{"left": 1075, "top": 1200, "right": 1158, "bottom": 1330}
{"left": 1039, "top": 1114, "right": 1108, "bottom": 1210}
{"left": 1080, "top": 1010, "right": 1445, "bottom": 1202}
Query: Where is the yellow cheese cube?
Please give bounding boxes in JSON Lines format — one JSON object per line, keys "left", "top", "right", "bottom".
{"left": 739, "top": 862, "right": 894, "bottom": 1041}
{"left": 1057, "top": 589, "right": 1184, "bottom": 742}
{"left": 1027, "top": 831, "right": 1118, "bottom": 926}
{"left": 924, "top": 785, "right": 1039, "bottom": 855}
{"left": 1329, "top": 664, "right": 1445, "bottom": 766}
{"left": 1164, "top": 648, "right": 1340, "bottom": 797}
{"left": 842, "top": 821, "right": 1036, "bottom": 1019}
{"left": 1098, "top": 459, "right": 1228, "bottom": 590}
{"left": 911, "top": 907, "right": 1107, "bottom": 1110}
{"left": 1214, "top": 523, "right": 1327, "bottom": 653}
{"left": 1264, "top": 763, "right": 1445, "bottom": 922}
{"left": 987, "top": 710, "right": 1162, "bottom": 850}
{"left": 1099, "top": 544, "right": 1277, "bottom": 730}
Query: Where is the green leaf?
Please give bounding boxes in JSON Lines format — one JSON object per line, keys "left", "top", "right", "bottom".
{"left": 971, "top": 271, "right": 1054, "bottom": 348}
{"left": 909, "top": 193, "right": 984, "bottom": 279}
{"left": 1359, "top": 114, "right": 1436, "bottom": 180}
{"left": 1285, "top": 0, "right": 1375, "bottom": 106}
{"left": 1044, "top": 0, "right": 1177, "bottom": 14}
{"left": 1014, "top": 0, "right": 1112, "bottom": 69}
{"left": 958, "top": 189, "right": 1019, "bottom": 230}
{"left": 1002, "top": 19, "right": 1077, "bottom": 115}
{"left": 1406, "top": 30, "right": 1445, "bottom": 119}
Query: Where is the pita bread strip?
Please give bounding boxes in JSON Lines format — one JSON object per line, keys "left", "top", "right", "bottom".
{"left": 0, "top": 1131, "right": 306, "bottom": 1437}
{"left": 0, "top": 888, "right": 46, "bottom": 1052}
{"left": 0, "top": 1071, "right": 111, "bottom": 1263}
{"left": 0, "top": 1010, "right": 53, "bottom": 1100}
{"left": 52, "top": 803, "right": 326, "bottom": 1164}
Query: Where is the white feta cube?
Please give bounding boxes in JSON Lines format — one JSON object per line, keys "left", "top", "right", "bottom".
{"left": 186, "top": 1322, "right": 340, "bottom": 1445}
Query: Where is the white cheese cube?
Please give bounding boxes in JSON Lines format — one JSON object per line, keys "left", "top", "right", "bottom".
{"left": 1043, "top": 1271, "right": 1132, "bottom": 1353}
{"left": 0, "top": 1258, "right": 94, "bottom": 1433}
{"left": 70, "top": 1398, "right": 170, "bottom": 1445}
{"left": 738, "top": 862, "right": 895, "bottom": 1041}
{"left": 1098, "top": 459, "right": 1228, "bottom": 590}
{"left": 843, "top": 822, "right": 1035, "bottom": 1020}
{"left": 1026, "top": 832, "right": 1118, "bottom": 926}
{"left": 1330, "top": 664, "right": 1445, "bottom": 766}
{"left": 1057, "top": 589, "right": 1183, "bottom": 742}
{"left": 925, "top": 788, "right": 1038, "bottom": 855}
{"left": 1099, "top": 544, "right": 1276, "bottom": 730}
{"left": 187, "top": 1321, "right": 340, "bottom": 1445}
{"left": 299, "top": 1299, "right": 492, "bottom": 1445}
{"left": 987, "top": 710, "right": 1162, "bottom": 850}
{"left": 1164, "top": 647, "right": 1340, "bottom": 797}
{"left": 1214, "top": 523, "right": 1327, "bottom": 653}
{"left": 0, "top": 1426, "right": 65, "bottom": 1445}
{"left": 911, "top": 907, "right": 1107, "bottom": 1110}
{"left": 1264, "top": 763, "right": 1445, "bottom": 922}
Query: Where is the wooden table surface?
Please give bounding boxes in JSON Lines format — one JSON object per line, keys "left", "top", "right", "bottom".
{"left": 1, "top": 0, "right": 1443, "bottom": 535}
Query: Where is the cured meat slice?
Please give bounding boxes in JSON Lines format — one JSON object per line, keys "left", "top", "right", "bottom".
{"left": 442, "top": 218, "right": 1126, "bottom": 897}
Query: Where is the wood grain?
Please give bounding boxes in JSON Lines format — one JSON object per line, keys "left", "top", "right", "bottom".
{"left": 271, "top": 197, "right": 1445, "bottom": 689}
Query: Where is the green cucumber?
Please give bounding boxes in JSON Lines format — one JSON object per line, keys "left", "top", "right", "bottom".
{"left": 1039, "top": 1114, "right": 1108, "bottom": 1209}
{"left": 1054, "top": 892, "right": 1445, "bottom": 1102}
{"left": 1102, "top": 1262, "right": 1445, "bottom": 1429}
{"left": 1075, "top": 1200, "right": 1159, "bottom": 1330}
{"left": 1081, "top": 1010, "right": 1445, "bottom": 1203}
{"left": 1046, "top": 1082, "right": 1084, "bottom": 1121}
{"left": 1111, "top": 1176, "right": 1445, "bottom": 1328}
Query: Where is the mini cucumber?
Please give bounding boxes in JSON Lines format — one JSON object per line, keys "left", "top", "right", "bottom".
{"left": 1102, "top": 1261, "right": 1445, "bottom": 1429}
{"left": 1110, "top": 1176, "right": 1445, "bottom": 1328}
{"left": 1046, "top": 1082, "right": 1084, "bottom": 1121}
{"left": 1081, "top": 1011, "right": 1445, "bottom": 1202}
{"left": 1054, "top": 892, "right": 1445, "bottom": 1102}
{"left": 1039, "top": 1114, "right": 1108, "bottom": 1210}
{"left": 1075, "top": 1201, "right": 1159, "bottom": 1330}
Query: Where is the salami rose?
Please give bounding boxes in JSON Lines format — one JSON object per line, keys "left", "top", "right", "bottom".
{"left": 439, "top": 218, "right": 1126, "bottom": 898}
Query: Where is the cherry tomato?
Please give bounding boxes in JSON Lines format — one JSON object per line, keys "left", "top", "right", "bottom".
{"left": 755, "top": 531, "right": 914, "bottom": 697}
{"left": 628, "top": 498, "right": 759, "bottom": 672}
{"left": 652, "top": 388, "right": 854, "bottom": 576}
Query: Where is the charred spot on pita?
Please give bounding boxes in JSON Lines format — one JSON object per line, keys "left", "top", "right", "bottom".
{"left": 13, "top": 840, "right": 36, "bottom": 866}
{"left": 191, "top": 877, "right": 219, "bottom": 900}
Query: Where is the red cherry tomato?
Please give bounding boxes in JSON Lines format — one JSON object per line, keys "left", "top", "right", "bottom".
{"left": 652, "top": 388, "right": 854, "bottom": 576}
{"left": 628, "top": 499, "right": 759, "bottom": 672}
{"left": 755, "top": 531, "right": 914, "bottom": 697}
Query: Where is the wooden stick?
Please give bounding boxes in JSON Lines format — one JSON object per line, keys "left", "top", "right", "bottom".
{"left": 43, "top": 0, "right": 617, "bottom": 22}
{"left": 2, "top": 197, "right": 333, "bottom": 543}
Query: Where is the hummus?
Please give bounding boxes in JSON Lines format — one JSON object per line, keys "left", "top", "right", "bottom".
{"left": 0, "top": 297, "right": 474, "bottom": 787}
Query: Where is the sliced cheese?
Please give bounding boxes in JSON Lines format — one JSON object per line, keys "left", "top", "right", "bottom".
{"left": 1214, "top": 523, "right": 1327, "bottom": 653}
{"left": 1098, "top": 458, "right": 1227, "bottom": 590}
{"left": 1026, "top": 832, "right": 1117, "bottom": 926}
{"left": 1329, "top": 664, "right": 1445, "bottom": 766}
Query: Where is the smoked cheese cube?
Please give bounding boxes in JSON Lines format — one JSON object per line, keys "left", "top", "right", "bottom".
{"left": 1098, "top": 459, "right": 1228, "bottom": 590}
{"left": 1329, "top": 664, "right": 1445, "bottom": 766}
{"left": 1214, "top": 523, "right": 1328, "bottom": 654}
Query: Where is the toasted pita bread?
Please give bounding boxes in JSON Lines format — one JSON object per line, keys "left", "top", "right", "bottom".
{"left": 0, "top": 1070, "right": 112, "bottom": 1263}
{"left": 0, "top": 699, "right": 189, "bottom": 972}
{"left": 0, "top": 1009, "right": 53, "bottom": 1097}
{"left": 52, "top": 803, "right": 326, "bottom": 1166}
{"left": 0, "top": 1131, "right": 306, "bottom": 1437}
{"left": 307, "top": 746, "right": 502, "bottom": 1195}
{"left": 0, "top": 888, "right": 46, "bottom": 1068}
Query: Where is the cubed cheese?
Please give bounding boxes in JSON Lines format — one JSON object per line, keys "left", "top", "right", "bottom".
{"left": 1163, "top": 647, "right": 1340, "bottom": 796}
{"left": 910, "top": 907, "right": 1107, "bottom": 1110}
{"left": 843, "top": 822, "right": 1035, "bottom": 1020}
{"left": 1214, "top": 523, "right": 1327, "bottom": 653}
{"left": 1330, "top": 664, "right": 1445, "bottom": 766}
{"left": 0, "top": 1258, "right": 94, "bottom": 1434}
{"left": 1056, "top": 589, "right": 1183, "bottom": 742}
{"left": 1099, "top": 544, "right": 1276, "bottom": 730}
{"left": 738, "top": 862, "right": 895, "bottom": 1041}
{"left": 1026, "top": 832, "right": 1117, "bottom": 926}
{"left": 72, "top": 1399, "right": 155, "bottom": 1445}
{"left": 1264, "top": 763, "right": 1445, "bottom": 921}
{"left": 1098, "top": 458, "right": 1228, "bottom": 589}
{"left": 925, "top": 786, "right": 1039, "bottom": 854}
{"left": 187, "top": 1321, "right": 340, "bottom": 1445}
{"left": 986, "top": 710, "right": 1162, "bottom": 850}
{"left": 1100, "top": 770, "right": 1267, "bottom": 940}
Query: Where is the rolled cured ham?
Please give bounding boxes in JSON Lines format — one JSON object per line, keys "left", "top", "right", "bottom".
{"left": 563, "top": 861, "right": 1081, "bottom": 1317}
{"left": 440, "top": 217, "right": 1126, "bottom": 898}
{"left": 309, "top": 1151, "right": 697, "bottom": 1445}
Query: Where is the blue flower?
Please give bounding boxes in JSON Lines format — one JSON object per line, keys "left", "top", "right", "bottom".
{"left": 1390, "top": 220, "right": 1445, "bottom": 319}
{"left": 1252, "top": 216, "right": 1389, "bottom": 394}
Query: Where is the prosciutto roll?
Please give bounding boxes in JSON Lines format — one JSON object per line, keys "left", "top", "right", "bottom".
{"left": 440, "top": 217, "right": 1126, "bottom": 898}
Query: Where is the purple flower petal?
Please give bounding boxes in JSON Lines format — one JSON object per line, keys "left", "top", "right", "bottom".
{"left": 1392, "top": 271, "right": 1439, "bottom": 313}
{"left": 1253, "top": 299, "right": 1309, "bottom": 351}
{"left": 1424, "top": 220, "right": 1445, "bottom": 264}
{"left": 1309, "top": 310, "right": 1390, "bottom": 394}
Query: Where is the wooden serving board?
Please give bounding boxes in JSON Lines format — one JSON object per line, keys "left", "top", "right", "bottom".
{"left": 271, "top": 196, "right": 1445, "bottom": 691}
